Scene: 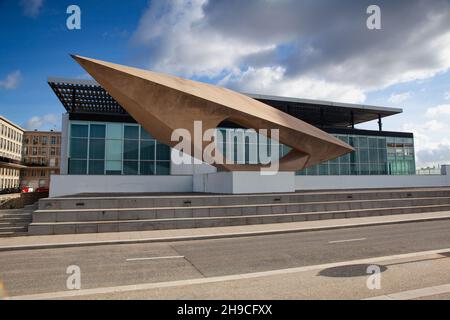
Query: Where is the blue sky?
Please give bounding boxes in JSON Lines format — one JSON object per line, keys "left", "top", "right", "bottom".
{"left": 0, "top": 0, "right": 147, "bottom": 129}
{"left": 1, "top": 0, "right": 450, "bottom": 168}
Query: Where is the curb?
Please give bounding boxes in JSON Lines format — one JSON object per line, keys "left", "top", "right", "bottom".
{"left": 1, "top": 214, "right": 450, "bottom": 252}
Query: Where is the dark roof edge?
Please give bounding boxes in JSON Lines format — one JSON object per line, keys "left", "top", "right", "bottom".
{"left": 48, "top": 77, "right": 402, "bottom": 115}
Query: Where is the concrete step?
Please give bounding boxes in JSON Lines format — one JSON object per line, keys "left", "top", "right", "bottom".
{"left": 0, "top": 213, "right": 32, "bottom": 220}
{"left": 31, "top": 196, "right": 450, "bottom": 223}
{"left": 0, "top": 231, "right": 28, "bottom": 237}
{"left": 0, "top": 216, "right": 32, "bottom": 222}
{"left": 0, "top": 221, "right": 30, "bottom": 227}
{"left": 37, "top": 188, "right": 450, "bottom": 210}
{"left": 28, "top": 203, "right": 450, "bottom": 235}
{"left": 0, "top": 226, "right": 28, "bottom": 233}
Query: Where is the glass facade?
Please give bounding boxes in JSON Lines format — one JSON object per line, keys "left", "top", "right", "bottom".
{"left": 68, "top": 121, "right": 171, "bottom": 175}
{"left": 215, "top": 129, "right": 415, "bottom": 176}
{"left": 215, "top": 128, "right": 291, "bottom": 165}
{"left": 68, "top": 122, "right": 415, "bottom": 176}
{"left": 297, "top": 134, "right": 415, "bottom": 176}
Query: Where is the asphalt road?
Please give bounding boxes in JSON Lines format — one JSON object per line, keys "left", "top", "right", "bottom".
{"left": 1, "top": 219, "right": 450, "bottom": 297}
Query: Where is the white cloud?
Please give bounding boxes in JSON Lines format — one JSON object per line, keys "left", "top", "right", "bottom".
{"left": 24, "top": 114, "right": 59, "bottom": 131}
{"left": 131, "top": 0, "right": 450, "bottom": 104}
{"left": 20, "top": 0, "right": 44, "bottom": 18}
{"left": 388, "top": 92, "right": 412, "bottom": 105}
{"left": 219, "top": 66, "right": 366, "bottom": 103}
{"left": 425, "top": 104, "right": 450, "bottom": 117}
{"left": 132, "top": 0, "right": 274, "bottom": 78}
{"left": 0, "top": 70, "right": 21, "bottom": 90}
{"left": 405, "top": 102, "right": 450, "bottom": 167}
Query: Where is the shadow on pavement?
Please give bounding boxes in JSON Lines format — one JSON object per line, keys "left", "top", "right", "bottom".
{"left": 317, "top": 264, "right": 388, "bottom": 278}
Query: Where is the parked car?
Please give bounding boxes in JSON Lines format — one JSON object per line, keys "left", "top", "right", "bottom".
{"left": 21, "top": 186, "right": 34, "bottom": 193}
{"left": 35, "top": 187, "right": 49, "bottom": 193}
{"left": 0, "top": 187, "right": 21, "bottom": 195}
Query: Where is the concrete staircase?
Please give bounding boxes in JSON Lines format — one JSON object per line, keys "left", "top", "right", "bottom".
{"left": 27, "top": 188, "right": 450, "bottom": 235}
{"left": 0, "top": 204, "right": 36, "bottom": 237}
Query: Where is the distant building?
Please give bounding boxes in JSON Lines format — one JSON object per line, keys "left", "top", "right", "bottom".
{"left": 0, "top": 116, "right": 25, "bottom": 190}
{"left": 21, "top": 130, "right": 61, "bottom": 189}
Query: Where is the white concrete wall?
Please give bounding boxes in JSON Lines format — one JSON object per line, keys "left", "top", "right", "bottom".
{"left": 50, "top": 175, "right": 193, "bottom": 197}
{"left": 232, "top": 172, "right": 295, "bottom": 194}
{"left": 193, "top": 171, "right": 295, "bottom": 194}
{"left": 170, "top": 151, "right": 217, "bottom": 175}
{"left": 193, "top": 172, "right": 233, "bottom": 193}
{"left": 295, "top": 174, "right": 450, "bottom": 190}
{"left": 50, "top": 169, "right": 450, "bottom": 197}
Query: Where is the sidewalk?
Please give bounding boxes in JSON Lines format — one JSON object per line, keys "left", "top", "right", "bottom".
{"left": 1, "top": 211, "right": 450, "bottom": 251}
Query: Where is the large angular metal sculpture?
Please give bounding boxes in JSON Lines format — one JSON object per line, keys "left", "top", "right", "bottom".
{"left": 72, "top": 55, "right": 353, "bottom": 171}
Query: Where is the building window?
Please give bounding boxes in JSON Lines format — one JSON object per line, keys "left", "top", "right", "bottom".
{"left": 68, "top": 121, "right": 171, "bottom": 176}
{"left": 296, "top": 134, "right": 414, "bottom": 176}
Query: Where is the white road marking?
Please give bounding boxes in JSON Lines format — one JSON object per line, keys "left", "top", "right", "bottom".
{"left": 365, "top": 283, "right": 450, "bottom": 300}
{"left": 328, "top": 238, "right": 366, "bottom": 244}
{"left": 126, "top": 255, "right": 184, "bottom": 262}
{"left": 6, "top": 247, "right": 450, "bottom": 300}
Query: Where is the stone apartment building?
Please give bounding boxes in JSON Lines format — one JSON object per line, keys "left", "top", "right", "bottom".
{"left": 0, "top": 116, "right": 25, "bottom": 190}
{"left": 21, "top": 130, "right": 61, "bottom": 189}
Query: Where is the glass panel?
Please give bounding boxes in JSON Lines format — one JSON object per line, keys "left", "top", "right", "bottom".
{"left": 106, "top": 170, "right": 122, "bottom": 175}
{"left": 106, "top": 160, "right": 121, "bottom": 171}
{"left": 90, "top": 124, "right": 106, "bottom": 138}
{"left": 350, "top": 151, "right": 358, "bottom": 164}
{"left": 350, "top": 163, "right": 359, "bottom": 175}
{"left": 70, "top": 138, "right": 88, "bottom": 158}
{"left": 341, "top": 152, "right": 351, "bottom": 163}
{"left": 318, "top": 164, "right": 328, "bottom": 175}
{"left": 106, "top": 123, "right": 122, "bottom": 140}
{"left": 349, "top": 136, "right": 358, "bottom": 148}
{"left": 156, "top": 143, "right": 171, "bottom": 160}
{"left": 307, "top": 165, "right": 318, "bottom": 175}
{"left": 69, "top": 159, "right": 87, "bottom": 174}
{"left": 359, "top": 149, "right": 369, "bottom": 163}
{"left": 329, "top": 164, "right": 339, "bottom": 175}
{"left": 124, "top": 140, "right": 139, "bottom": 160}
{"left": 340, "top": 164, "right": 350, "bottom": 175}
{"left": 360, "top": 163, "right": 370, "bottom": 175}
{"left": 330, "top": 156, "right": 339, "bottom": 164}
{"left": 123, "top": 161, "right": 138, "bottom": 175}
{"left": 140, "top": 127, "right": 153, "bottom": 140}
{"left": 88, "top": 160, "right": 104, "bottom": 175}
{"left": 89, "top": 139, "right": 105, "bottom": 159}
{"left": 106, "top": 140, "right": 122, "bottom": 161}
{"left": 368, "top": 138, "right": 378, "bottom": 149}
{"left": 358, "top": 136, "right": 368, "bottom": 148}
{"left": 140, "top": 140, "right": 155, "bottom": 161}
{"left": 369, "top": 163, "right": 378, "bottom": 175}
{"left": 71, "top": 124, "right": 88, "bottom": 138}
{"left": 140, "top": 161, "right": 155, "bottom": 175}
{"left": 156, "top": 162, "right": 170, "bottom": 175}
{"left": 378, "top": 148, "right": 387, "bottom": 162}
{"left": 369, "top": 149, "right": 378, "bottom": 163}
{"left": 124, "top": 125, "right": 139, "bottom": 140}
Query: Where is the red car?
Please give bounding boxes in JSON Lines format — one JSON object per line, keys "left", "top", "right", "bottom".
{"left": 21, "top": 186, "right": 34, "bottom": 193}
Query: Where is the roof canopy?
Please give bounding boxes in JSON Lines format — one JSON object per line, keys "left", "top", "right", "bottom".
{"left": 48, "top": 77, "right": 402, "bottom": 128}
